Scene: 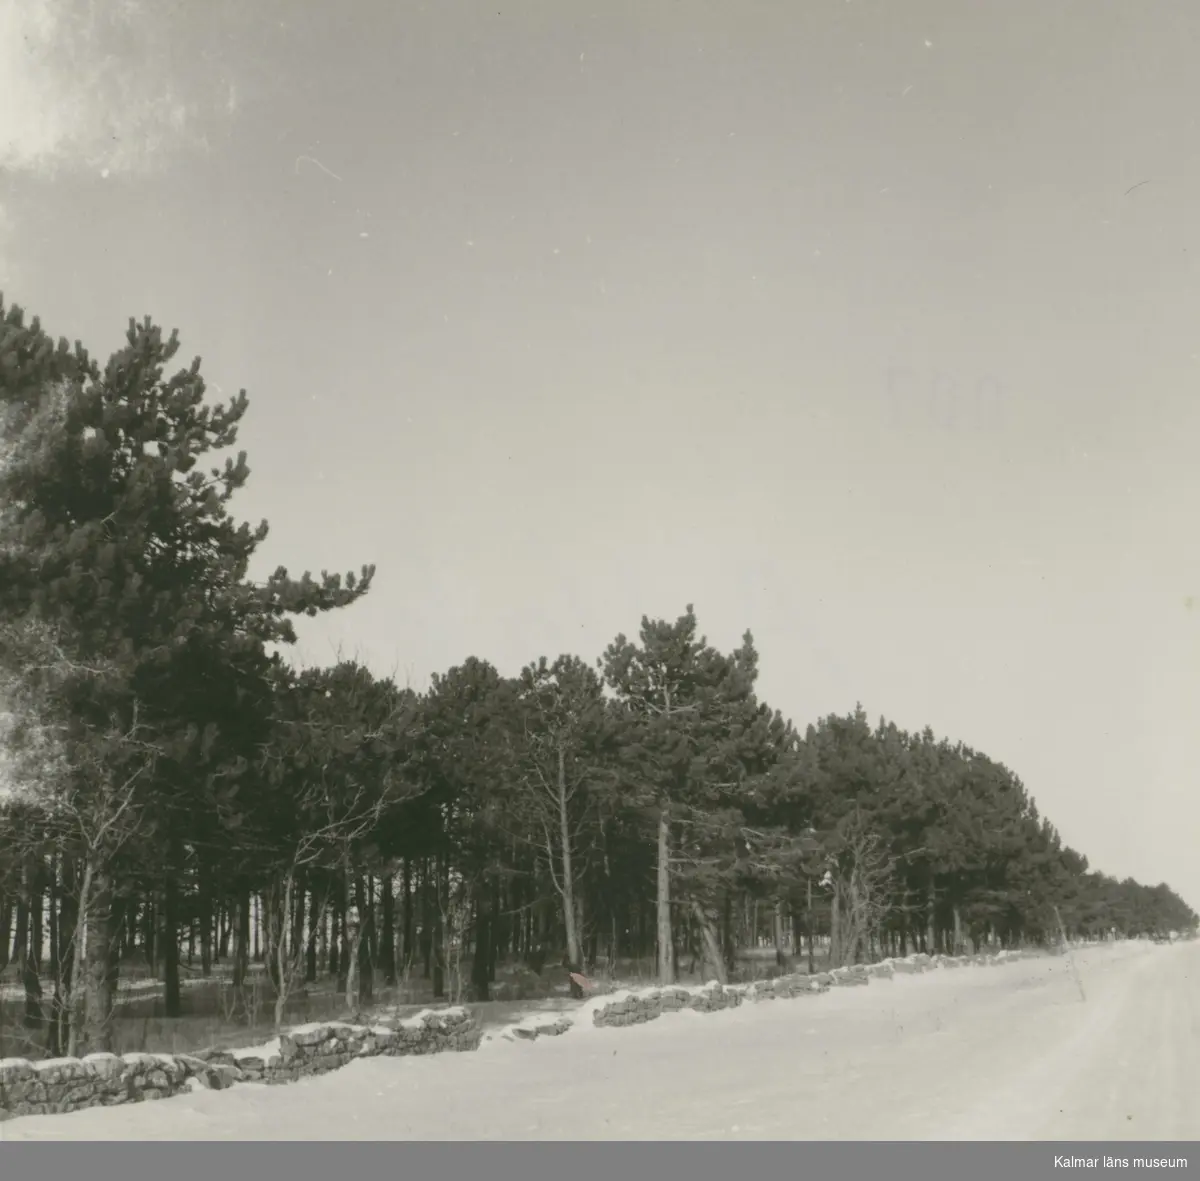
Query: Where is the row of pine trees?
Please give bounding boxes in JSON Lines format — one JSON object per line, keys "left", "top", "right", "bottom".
{"left": 1, "top": 297, "right": 1195, "bottom": 1059}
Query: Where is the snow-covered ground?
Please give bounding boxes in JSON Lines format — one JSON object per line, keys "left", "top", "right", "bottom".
{"left": 3, "top": 940, "right": 1196, "bottom": 1141}
{"left": 0, "top": 974, "right": 216, "bottom": 1003}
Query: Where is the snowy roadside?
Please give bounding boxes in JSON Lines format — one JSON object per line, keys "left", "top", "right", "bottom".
{"left": 3, "top": 939, "right": 1185, "bottom": 1141}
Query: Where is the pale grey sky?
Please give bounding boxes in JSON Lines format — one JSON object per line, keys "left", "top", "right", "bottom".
{"left": 2, "top": 0, "right": 1198, "bottom": 906}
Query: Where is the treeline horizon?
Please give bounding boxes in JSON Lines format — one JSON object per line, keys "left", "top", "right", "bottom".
{"left": 1, "top": 297, "right": 1195, "bottom": 1061}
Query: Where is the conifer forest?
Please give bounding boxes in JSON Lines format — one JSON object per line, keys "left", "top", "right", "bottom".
{"left": 1, "top": 298, "right": 1195, "bottom": 1061}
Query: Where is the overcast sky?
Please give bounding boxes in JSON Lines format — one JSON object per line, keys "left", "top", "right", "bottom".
{"left": 3, "top": 0, "right": 1198, "bottom": 910}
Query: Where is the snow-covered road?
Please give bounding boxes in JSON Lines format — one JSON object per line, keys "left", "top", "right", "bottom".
{"left": 4, "top": 940, "right": 1196, "bottom": 1141}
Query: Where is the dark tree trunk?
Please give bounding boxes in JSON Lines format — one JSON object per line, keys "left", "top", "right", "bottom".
{"left": 328, "top": 903, "right": 340, "bottom": 978}
{"left": 431, "top": 856, "right": 445, "bottom": 999}
{"left": 163, "top": 858, "right": 182, "bottom": 1018}
{"left": 51, "top": 857, "right": 78, "bottom": 1057}
{"left": 721, "top": 893, "right": 737, "bottom": 976}
{"left": 46, "top": 855, "right": 61, "bottom": 1054}
{"left": 78, "top": 864, "right": 116, "bottom": 1056}
{"left": 109, "top": 895, "right": 126, "bottom": 985}
{"left": 357, "top": 875, "right": 375, "bottom": 1003}
{"left": 471, "top": 896, "right": 490, "bottom": 1001}
{"left": 0, "top": 890, "right": 11, "bottom": 973}
{"left": 106, "top": 899, "right": 122, "bottom": 1006}
{"left": 336, "top": 871, "right": 350, "bottom": 992}
{"left": 291, "top": 870, "right": 307, "bottom": 982}
{"left": 143, "top": 897, "right": 157, "bottom": 976}
{"left": 198, "top": 862, "right": 213, "bottom": 977}
{"left": 489, "top": 882, "right": 501, "bottom": 983}
{"left": 495, "top": 879, "right": 511, "bottom": 970}
{"left": 305, "top": 882, "right": 319, "bottom": 984}
{"left": 380, "top": 873, "right": 396, "bottom": 985}
{"left": 232, "top": 888, "right": 250, "bottom": 993}
{"left": 401, "top": 859, "right": 413, "bottom": 973}
{"left": 30, "top": 860, "right": 44, "bottom": 974}
{"left": 17, "top": 862, "right": 43, "bottom": 1029}
{"left": 263, "top": 884, "right": 282, "bottom": 992}
{"left": 419, "top": 860, "right": 432, "bottom": 979}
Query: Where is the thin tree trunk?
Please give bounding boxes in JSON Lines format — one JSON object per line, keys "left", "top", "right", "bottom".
{"left": 380, "top": 873, "right": 396, "bottom": 985}
{"left": 356, "top": 875, "right": 375, "bottom": 1003}
{"left": 16, "top": 861, "right": 42, "bottom": 1029}
{"left": 12, "top": 874, "right": 26, "bottom": 970}
{"left": 0, "top": 889, "right": 10, "bottom": 974}
{"left": 107, "top": 895, "right": 122, "bottom": 998}
{"left": 336, "top": 871, "right": 350, "bottom": 991}
{"left": 656, "top": 808, "right": 674, "bottom": 986}
{"left": 78, "top": 861, "right": 115, "bottom": 1055}
{"left": 470, "top": 895, "right": 490, "bottom": 1001}
{"left": 328, "top": 902, "right": 340, "bottom": 978}
{"left": 142, "top": 897, "right": 156, "bottom": 976}
{"left": 232, "top": 888, "right": 250, "bottom": 995}
{"left": 345, "top": 919, "right": 361, "bottom": 1015}
{"left": 30, "top": 859, "right": 44, "bottom": 973}
{"left": 291, "top": 869, "right": 307, "bottom": 983}
{"left": 419, "top": 860, "right": 432, "bottom": 979}
{"left": 46, "top": 854, "right": 61, "bottom": 1054}
{"left": 306, "top": 883, "right": 320, "bottom": 984}
{"left": 198, "top": 861, "right": 213, "bottom": 977}
{"left": 806, "top": 877, "right": 815, "bottom": 973}
{"left": 556, "top": 740, "right": 584, "bottom": 998}
{"left": 830, "top": 890, "right": 842, "bottom": 968}
{"left": 163, "top": 856, "right": 181, "bottom": 1018}
{"left": 488, "top": 880, "right": 501, "bottom": 983}
{"left": 431, "top": 854, "right": 445, "bottom": 999}
{"left": 263, "top": 882, "right": 283, "bottom": 991}
{"left": 402, "top": 859, "right": 414, "bottom": 972}
{"left": 53, "top": 858, "right": 78, "bottom": 1056}
{"left": 691, "top": 901, "right": 727, "bottom": 985}
{"left": 66, "top": 857, "right": 92, "bottom": 1057}
{"left": 273, "top": 871, "right": 297, "bottom": 1030}
{"left": 317, "top": 907, "right": 329, "bottom": 978}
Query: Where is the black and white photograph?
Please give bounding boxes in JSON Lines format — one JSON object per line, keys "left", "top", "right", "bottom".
{"left": 1, "top": 0, "right": 1198, "bottom": 1157}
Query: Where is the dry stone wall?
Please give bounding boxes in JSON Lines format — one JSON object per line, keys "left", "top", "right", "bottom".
{"left": 0, "top": 948, "right": 1044, "bottom": 1122}
{"left": 0, "top": 1052, "right": 195, "bottom": 1118}
{"left": 582, "top": 948, "right": 1040, "bottom": 1030}
{"left": 0, "top": 1007, "right": 479, "bottom": 1121}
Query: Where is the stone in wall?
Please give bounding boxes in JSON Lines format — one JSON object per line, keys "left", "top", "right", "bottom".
{"left": 741, "top": 973, "right": 829, "bottom": 1002}
{"left": 503, "top": 1017, "right": 574, "bottom": 1042}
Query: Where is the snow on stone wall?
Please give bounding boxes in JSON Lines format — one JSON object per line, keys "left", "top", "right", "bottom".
{"left": 0, "top": 1007, "right": 480, "bottom": 1120}
{"left": 0, "top": 950, "right": 1044, "bottom": 1121}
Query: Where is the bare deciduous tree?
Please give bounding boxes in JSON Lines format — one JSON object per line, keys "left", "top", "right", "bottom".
{"left": 823, "top": 814, "right": 898, "bottom": 968}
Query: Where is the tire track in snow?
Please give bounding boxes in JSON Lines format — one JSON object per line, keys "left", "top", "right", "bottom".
{"left": 942, "top": 942, "right": 1198, "bottom": 1140}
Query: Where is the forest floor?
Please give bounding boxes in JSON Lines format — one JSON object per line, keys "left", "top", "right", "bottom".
{"left": 4, "top": 938, "right": 1196, "bottom": 1140}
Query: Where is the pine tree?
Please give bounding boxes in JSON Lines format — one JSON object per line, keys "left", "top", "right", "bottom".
{"left": 508, "top": 654, "right": 611, "bottom": 995}
{"left": 0, "top": 301, "right": 374, "bottom": 1051}
{"left": 602, "top": 606, "right": 792, "bottom": 984}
